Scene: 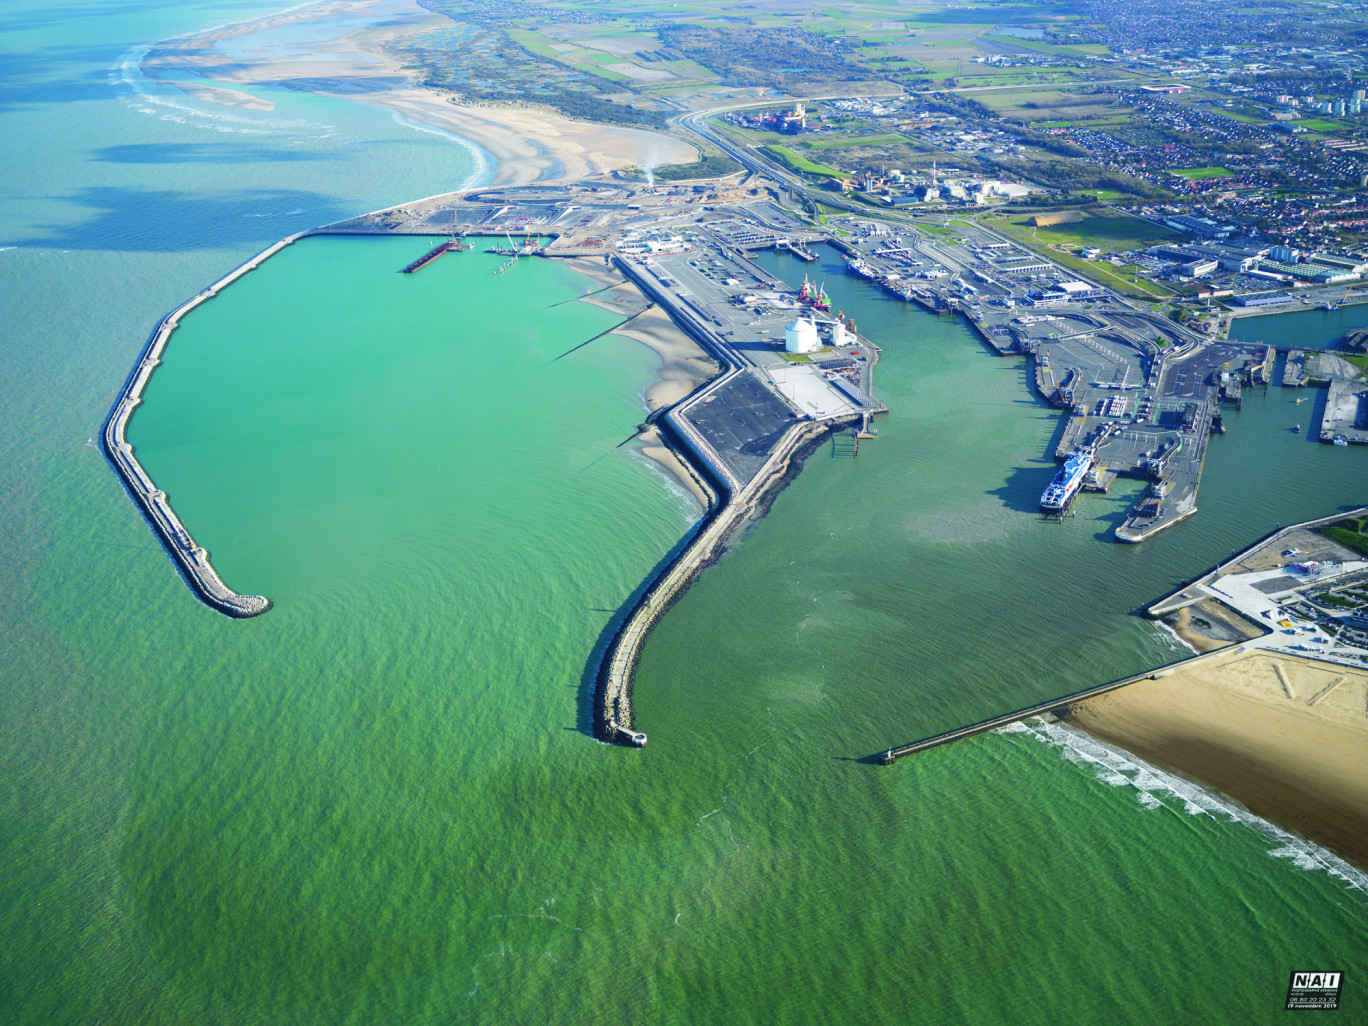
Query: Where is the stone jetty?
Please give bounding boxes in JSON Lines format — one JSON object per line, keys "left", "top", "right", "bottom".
{"left": 101, "top": 233, "right": 307, "bottom": 616}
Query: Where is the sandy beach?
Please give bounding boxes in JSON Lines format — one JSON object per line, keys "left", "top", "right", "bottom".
{"left": 557, "top": 257, "right": 722, "bottom": 505}
{"left": 561, "top": 257, "right": 722, "bottom": 410}
{"left": 1068, "top": 650, "right": 1368, "bottom": 868}
{"left": 142, "top": 0, "right": 696, "bottom": 186}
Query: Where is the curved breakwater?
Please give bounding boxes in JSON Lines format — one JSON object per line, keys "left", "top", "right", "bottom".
{"left": 593, "top": 255, "right": 863, "bottom": 745}
{"left": 100, "top": 233, "right": 309, "bottom": 617}
{"left": 594, "top": 413, "right": 845, "bottom": 745}
{"left": 106, "top": 220, "right": 865, "bottom": 719}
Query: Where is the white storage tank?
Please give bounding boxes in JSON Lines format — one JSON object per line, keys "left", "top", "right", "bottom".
{"left": 785, "top": 316, "right": 819, "bottom": 354}
{"left": 830, "top": 319, "right": 847, "bottom": 348}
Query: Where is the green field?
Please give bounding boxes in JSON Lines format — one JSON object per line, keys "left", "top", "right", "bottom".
{"left": 761, "top": 145, "right": 842, "bottom": 178}
{"left": 1294, "top": 119, "right": 1340, "bottom": 132}
{"left": 1320, "top": 515, "right": 1368, "bottom": 558}
{"left": 1006, "top": 211, "right": 1179, "bottom": 251}
{"left": 803, "top": 133, "right": 906, "bottom": 149}
{"left": 1169, "top": 166, "right": 1233, "bottom": 179}
{"left": 986, "top": 214, "right": 1176, "bottom": 298}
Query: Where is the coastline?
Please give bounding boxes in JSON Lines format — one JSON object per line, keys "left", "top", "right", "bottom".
{"left": 557, "top": 256, "right": 723, "bottom": 505}
{"left": 1067, "top": 650, "right": 1368, "bottom": 869}
{"left": 139, "top": 0, "right": 697, "bottom": 187}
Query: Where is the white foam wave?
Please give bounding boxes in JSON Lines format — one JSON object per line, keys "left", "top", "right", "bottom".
{"left": 627, "top": 448, "right": 704, "bottom": 523}
{"left": 1150, "top": 617, "right": 1198, "bottom": 655}
{"left": 386, "top": 110, "right": 497, "bottom": 189}
{"left": 1010, "top": 717, "right": 1368, "bottom": 898}
{"left": 110, "top": 34, "right": 321, "bottom": 140}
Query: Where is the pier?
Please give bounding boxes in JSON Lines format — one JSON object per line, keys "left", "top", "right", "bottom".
{"left": 101, "top": 234, "right": 305, "bottom": 617}
{"left": 400, "top": 239, "right": 463, "bottom": 273}
{"left": 591, "top": 251, "right": 871, "bottom": 745}
{"left": 876, "top": 644, "right": 1260, "bottom": 764}
{"left": 882, "top": 505, "right": 1368, "bottom": 763}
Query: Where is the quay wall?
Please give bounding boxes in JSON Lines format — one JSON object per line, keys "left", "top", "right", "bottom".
{"left": 1147, "top": 506, "right": 1368, "bottom": 616}
{"left": 101, "top": 232, "right": 309, "bottom": 616}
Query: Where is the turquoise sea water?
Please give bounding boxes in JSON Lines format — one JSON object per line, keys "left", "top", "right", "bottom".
{"left": 2, "top": 2, "right": 1367, "bottom": 1023}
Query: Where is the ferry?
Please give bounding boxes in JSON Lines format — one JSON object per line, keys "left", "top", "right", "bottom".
{"left": 846, "top": 258, "right": 878, "bottom": 280}
{"left": 1040, "top": 449, "right": 1094, "bottom": 513}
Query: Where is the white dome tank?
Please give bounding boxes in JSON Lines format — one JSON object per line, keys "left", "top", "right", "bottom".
{"left": 785, "top": 316, "right": 819, "bottom": 354}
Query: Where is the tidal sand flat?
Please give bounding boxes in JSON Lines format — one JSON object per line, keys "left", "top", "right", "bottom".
{"left": 141, "top": 0, "right": 697, "bottom": 185}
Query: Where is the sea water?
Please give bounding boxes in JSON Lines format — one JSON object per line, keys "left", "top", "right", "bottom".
{"left": 1, "top": 1, "right": 1366, "bottom": 1023}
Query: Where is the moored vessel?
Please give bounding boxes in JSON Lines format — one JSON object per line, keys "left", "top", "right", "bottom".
{"left": 1040, "top": 449, "right": 1094, "bottom": 513}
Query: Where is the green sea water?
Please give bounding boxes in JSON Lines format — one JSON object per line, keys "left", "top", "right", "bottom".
{"left": 2, "top": 1, "right": 1367, "bottom": 1023}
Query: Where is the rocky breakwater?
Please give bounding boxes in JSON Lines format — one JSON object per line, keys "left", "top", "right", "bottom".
{"left": 101, "top": 236, "right": 307, "bottom": 617}
{"left": 594, "top": 412, "right": 843, "bottom": 747}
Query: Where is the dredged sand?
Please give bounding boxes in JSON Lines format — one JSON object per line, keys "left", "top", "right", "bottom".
{"left": 1067, "top": 650, "right": 1368, "bottom": 868}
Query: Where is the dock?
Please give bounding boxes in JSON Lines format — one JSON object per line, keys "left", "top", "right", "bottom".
{"left": 1220, "top": 375, "right": 1242, "bottom": 408}
{"left": 1320, "top": 379, "right": 1368, "bottom": 445}
{"left": 778, "top": 239, "right": 818, "bottom": 261}
{"left": 1283, "top": 349, "right": 1309, "bottom": 387}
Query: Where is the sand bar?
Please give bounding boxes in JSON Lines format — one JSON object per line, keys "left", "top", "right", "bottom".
{"left": 557, "top": 257, "right": 721, "bottom": 502}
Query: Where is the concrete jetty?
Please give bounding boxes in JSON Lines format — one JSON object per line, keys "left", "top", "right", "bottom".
{"left": 876, "top": 644, "right": 1259, "bottom": 764}
{"left": 880, "top": 506, "right": 1368, "bottom": 763}
{"left": 1320, "top": 379, "right": 1368, "bottom": 445}
{"left": 101, "top": 233, "right": 307, "bottom": 616}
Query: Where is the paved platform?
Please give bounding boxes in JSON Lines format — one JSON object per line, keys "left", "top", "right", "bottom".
{"left": 683, "top": 372, "right": 800, "bottom": 483}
